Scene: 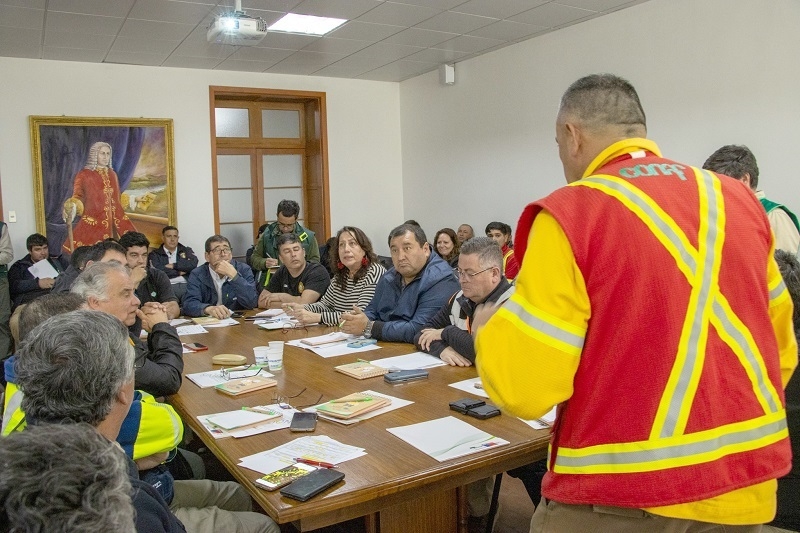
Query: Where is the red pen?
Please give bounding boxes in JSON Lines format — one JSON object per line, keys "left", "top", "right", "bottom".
{"left": 293, "top": 457, "right": 336, "bottom": 469}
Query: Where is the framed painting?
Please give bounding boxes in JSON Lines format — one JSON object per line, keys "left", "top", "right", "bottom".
{"left": 30, "top": 116, "right": 176, "bottom": 255}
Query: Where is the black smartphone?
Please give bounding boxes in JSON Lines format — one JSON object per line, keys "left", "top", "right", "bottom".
{"left": 449, "top": 398, "right": 486, "bottom": 414}
{"left": 290, "top": 412, "right": 318, "bottom": 432}
{"left": 183, "top": 342, "right": 208, "bottom": 352}
{"left": 466, "top": 404, "right": 501, "bottom": 420}
{"left": 230, "top": 311, "right": 244, "bottom": 319}
{"left": 384, "top": 369, "right": 429, "bottom": 384}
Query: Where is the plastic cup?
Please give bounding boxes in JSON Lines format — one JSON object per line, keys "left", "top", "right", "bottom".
{"left": 253, "top": 346, "right": 269, "bottom": 365}
{"left": 266, "top": 349, "right": 283, "bottom": 371}
{"left": 268, "top": 341, "right": 284, "bottom": 354}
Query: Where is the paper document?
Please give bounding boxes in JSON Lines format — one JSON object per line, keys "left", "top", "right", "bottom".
{"left": 186, "top": 367, "right": 274, "bottom": 388}
{"left": 204, "top": 317, "right": 239, "bottom": 328}
{"left": 238, "top": 435, "right": 366, "bottom": 474}
{"left": 448, "top": 377, "right": 488, "bottom": 398}
{"left": 170, "top": 318, "right": 191, "bottom": 327}
{"left": 176, "top": 324, "right": 208, "bottom": 336}
{"left": 520, "top": 406, "right": 557, "bottom": 430}
{"left": 305, "top": 390, "right": 412, "bottom": 425}
{"left": 371, "top": 352, "right": 446, "bottom": 370}
{"left": 287, "top": 338, "right": 380, "bottom": 358}
{"left": 254, "top": 309, "right": 286, "bottom": 318}
{"left": 387, "top": 416, "right": 509, "bottom": 462}
{"left": 28, "top": 260, "right": 59, "bottom": 279}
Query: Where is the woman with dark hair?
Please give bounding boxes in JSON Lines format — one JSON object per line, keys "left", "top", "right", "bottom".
{"left": 285, "top": 227, "right": 385, "bottom": 326}
{"left": 434, "top": 228, "right": 460, "bottom": 268}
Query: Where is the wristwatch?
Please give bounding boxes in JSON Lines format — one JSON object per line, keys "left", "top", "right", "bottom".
{"left": 363, "top": 320, "right": 374, "bottom": 339}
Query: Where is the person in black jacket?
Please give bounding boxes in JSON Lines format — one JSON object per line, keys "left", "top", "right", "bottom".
{"left": 71, "top": 261, "right": 183, "bottom": 398}
{"left": 148, "top": 226, "right": 198, "bottom": 305}
{"left": 415, "top": 237, "right": 513, "bottom": 366}
{"left": 8, "top": 233, "right": 69, "bottom": 309}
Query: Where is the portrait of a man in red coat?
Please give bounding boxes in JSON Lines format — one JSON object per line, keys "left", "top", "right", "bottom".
{"left": 62, "top": 141, "right": 137, "bottom": 252}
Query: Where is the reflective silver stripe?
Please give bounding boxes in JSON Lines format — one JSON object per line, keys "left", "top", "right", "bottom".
{"left": 504, "top": 299, "right": 584, "bottom": 351}
{"left": 586, "top": 176, "right": 697, "bottom": 273}
{"left": 712, "top": 301, "right": 780, "bottom": 413}
{"left": 659, "top": 169, "right": 720, "bottom": 437}
{"left": 770, "top": 279, "right": 787, "bottom": 302}
{"left": 1, "top": 390, "right": 24, "bottom": 434}
{"left": 554, "top": 417, "right": 787, "bottom": 470}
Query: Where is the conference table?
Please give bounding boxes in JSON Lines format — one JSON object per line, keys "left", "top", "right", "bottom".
{"left": 171, "top": 318, "right": 549, "bottom": 532}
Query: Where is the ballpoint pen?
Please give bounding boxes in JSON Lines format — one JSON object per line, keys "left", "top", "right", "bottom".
{"left": 293, "top": 457, "right": 336, "bottom": 468}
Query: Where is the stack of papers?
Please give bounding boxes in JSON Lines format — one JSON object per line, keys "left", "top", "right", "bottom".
{"left": 204, "top": 318, "right": 240, "bottom": 328}
{"left": 387, "top": 416, "right": 509, "bottom": 462}
{"left": 287, "top": 336, "right": 381, "bottom": 358}
{"left": 198, "top": 404, "right": 295, "bottom": 439}
{"left": 370, "top": 352, "right": 446, "bottom": 370}
{"left": 176, "top": 324, "right": 208, "bottom": 336}
{"left": 254, "top": 309, "right": 286, "bottom": 318}
{"left": 238, "top": 435, "right": 366, "bottom": 475}
{"left": 186, "top": 367, "right": 274, "bottom": 388}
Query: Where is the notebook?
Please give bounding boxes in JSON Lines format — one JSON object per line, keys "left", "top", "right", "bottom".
{"left": 215, "top": 376, "right": 277, "bottom": 396}
{"left": 334, "top": 361, "right": 389, "bottom": 380}
{"left": 315, "top": 392, "right": 391, "bottom": 419}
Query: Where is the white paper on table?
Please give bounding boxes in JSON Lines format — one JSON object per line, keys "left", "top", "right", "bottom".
{"left": 186, "top": 367, "right": 274, "bottom": 388}
{"left": 254, "top": 309, "right": 286, "bottom": 318}
{"left": 371, "top": 352, "right": 447, "bottom": 371}
{"left": 170, "top": 318, "right": 191, "bottom": 327}
{"left": 182, "top": 345, "right": 193, "bottom": 354}
{"left": 204, "top": 317, "right": 239, "bottom": 328}
{"left": 387, "top": 416, "right": 509, "bottom": 462}
{"left": 305, "top": 390, "right": 412, "bottom": 425}
{"left": 28, "top": 260, "right": 59, "bottom": 279}
{"left": 176, "top": 324, "right": 208, "bottom": 336}
{"left": 197, "top": 404, "right": 295, "bottom": 439}
{"left": 520, "top": 406, "right": 557, "bottom": 430}
{"left": 257, "top": 318, "right": 297, "bottom": 330}
{"left": 308, "top": 342, "right": 381, "bottom": 358}
{"left": 299, "top": 331, "right": 351, "bottom": 347}
{"left": 238, "top": 435, "right": 366, "bottom": 474}
{"left": 448, "top": 377, "right": 488, "bottom": 398}
{"left": 205, "top": 409, "right": 281, "bottom": 430}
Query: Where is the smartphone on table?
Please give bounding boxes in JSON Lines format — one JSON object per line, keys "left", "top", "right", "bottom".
{"left": 290, "top": 412, "right": 318, "bottom": 432}
{"left": 183, "top": 342, "right": 208, "bottom": 352}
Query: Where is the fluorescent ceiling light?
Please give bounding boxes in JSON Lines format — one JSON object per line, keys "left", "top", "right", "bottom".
{"left": 268, "top": 13, "right": 347, "bottom": 36}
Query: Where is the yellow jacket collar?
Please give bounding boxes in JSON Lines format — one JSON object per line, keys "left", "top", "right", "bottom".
{"left": 582, "top": 138, "right": 662, "bottom": 179}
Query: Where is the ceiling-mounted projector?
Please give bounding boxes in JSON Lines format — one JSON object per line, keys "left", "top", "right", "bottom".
{"left": 207, "top": 1, "right": 267, "bottom": 46}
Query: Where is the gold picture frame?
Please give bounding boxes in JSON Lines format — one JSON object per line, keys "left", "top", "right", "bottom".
{"left": 30, "top": 115, "right": 176, "bottom": 254}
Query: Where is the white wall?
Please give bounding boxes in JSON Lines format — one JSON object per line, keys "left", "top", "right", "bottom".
{"left": 0, "top": 57, "right": 404, "bottom": 257}
{"left": 400, "top": 0, "right": 800, "bottom": 240}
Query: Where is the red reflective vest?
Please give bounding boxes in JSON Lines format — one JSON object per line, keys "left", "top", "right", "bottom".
{"left": 516, "top": 151, "right": 792, "bottom": 507}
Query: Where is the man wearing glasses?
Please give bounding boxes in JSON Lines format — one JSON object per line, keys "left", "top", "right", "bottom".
{"left": 415, "top": 237, "right": 513, "bottom": 367}
{"left": 183, "top": 235, "right": 258, "bottom": 319}
{"left": 249, "top": 200, "right": 320, "bottom": 288}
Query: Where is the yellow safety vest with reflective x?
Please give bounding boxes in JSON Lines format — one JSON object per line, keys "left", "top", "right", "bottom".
{"left": 3, "top": 355, "right": 182, "bottom": 461}
{"left": 512, "top": 140, "right": 793, "bottom": 507}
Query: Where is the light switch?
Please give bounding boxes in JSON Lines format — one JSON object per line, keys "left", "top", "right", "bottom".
{"left": 8, "top": 211, "right": 16, "bottom": 223}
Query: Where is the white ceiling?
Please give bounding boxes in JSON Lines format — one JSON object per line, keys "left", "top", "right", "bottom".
{"left": 0, "top": 0, "right": 650, "bottom": 82}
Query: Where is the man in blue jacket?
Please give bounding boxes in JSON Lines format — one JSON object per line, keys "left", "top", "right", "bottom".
{"left": 341, "top": 224, "right": 459, "bottom": 343}
{"left": 182, "top": 235, "right": 258, "bottom": 319}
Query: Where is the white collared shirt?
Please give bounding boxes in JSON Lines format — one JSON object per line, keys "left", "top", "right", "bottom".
{"left": 208, "top": 265, "right": 229, "bottom": 305}
{"left": 164, "top": 245, "right": 186, "bottom": 284}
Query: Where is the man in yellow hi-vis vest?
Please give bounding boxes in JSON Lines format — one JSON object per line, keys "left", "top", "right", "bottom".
{"left": 475, "top": 74, "right": 797, "bottom": 532}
